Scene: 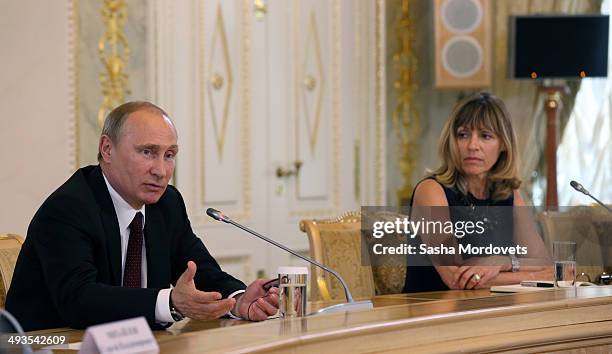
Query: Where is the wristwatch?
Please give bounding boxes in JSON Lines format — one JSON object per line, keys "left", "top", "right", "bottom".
{"left": 169, "top": 290, "right": 185, "bottom": 321}
{"left": 509, "top": 254, "right": 520, "bottom": 272}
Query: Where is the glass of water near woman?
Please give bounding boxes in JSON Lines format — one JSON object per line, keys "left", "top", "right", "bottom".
{"left": 553, "top": 241, "right": 577, "bottom": 289}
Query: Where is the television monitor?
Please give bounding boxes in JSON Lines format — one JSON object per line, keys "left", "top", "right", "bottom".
{"left": 508, "top": 15, "right": 609, "bottom": 79}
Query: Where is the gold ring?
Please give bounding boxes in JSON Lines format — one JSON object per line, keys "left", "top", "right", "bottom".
{"left": 473, "top": 274, "right": 481, "bottom": 282}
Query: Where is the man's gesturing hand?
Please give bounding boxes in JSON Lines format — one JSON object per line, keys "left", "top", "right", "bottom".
{"left": 171, "top": 261, "right": 236, "bottom": 320}
{"left": 233, "top": 279, "right": 279, "bottom": 321}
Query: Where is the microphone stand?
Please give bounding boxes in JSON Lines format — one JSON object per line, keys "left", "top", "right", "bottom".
{"left": 207, "top": 208, "right": 373, "bottom": 315}
{"left": 570, "top": 181, "right": 612, "bottom": 213}
{"left": 569, "top": 181, "right": 612, "bottom": 285}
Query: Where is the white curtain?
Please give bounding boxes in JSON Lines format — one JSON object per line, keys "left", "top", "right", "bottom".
{"left": 556, "top": 0, "right": 612, "bottom": 205}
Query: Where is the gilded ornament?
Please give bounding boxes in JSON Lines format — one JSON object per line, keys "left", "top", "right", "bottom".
{"left": 392, "top": 0, "right": 420, "bottom": 205}
{"left": 97, "top": 0, "right": 130, "bottom": 128}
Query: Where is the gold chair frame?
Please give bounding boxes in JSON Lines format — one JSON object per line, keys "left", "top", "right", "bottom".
{"left": 300, "top": 212, "right": 376, "bottom": 301}
{"left": 0, "top": 234, "right": 24, "bottom": 307}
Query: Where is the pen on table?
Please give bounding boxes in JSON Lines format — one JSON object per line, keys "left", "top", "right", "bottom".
{"left": 520, "top": 281, "right": 554, "bottom": 288}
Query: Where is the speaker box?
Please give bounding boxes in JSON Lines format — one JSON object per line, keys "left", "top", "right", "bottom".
{"left": 434, "top": 0, "right": 491, "bottom": 88}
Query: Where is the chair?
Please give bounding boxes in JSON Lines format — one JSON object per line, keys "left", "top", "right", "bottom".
{"left": 299, "top": 213, "right": 375, "bottom": 301}
{"left": 362, "top": 211, "right": 407, "bottom": 295}
{"left": 537, "top": 205, "right": 612, "bottom": 282}
{"left": 299, "top": 212, "right": 408, "bottom": 301}
{"left": 0, "top": 234, "right": 24, "bottom": 307}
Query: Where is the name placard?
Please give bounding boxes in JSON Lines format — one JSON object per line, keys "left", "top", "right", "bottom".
{"left": 79, "top": 317, "right": 159, "bottom": 354}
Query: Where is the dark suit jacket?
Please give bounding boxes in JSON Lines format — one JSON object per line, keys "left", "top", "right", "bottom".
{"left": 6, "top": 165, "right": 245, "bottom": 331}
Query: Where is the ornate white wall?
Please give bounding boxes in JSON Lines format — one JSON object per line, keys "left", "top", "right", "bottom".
{"left": 0, "top": 0, "right": 77, "bottom": 236}
{"left": 0, "top": 0, "right": 386, "bottom": 283}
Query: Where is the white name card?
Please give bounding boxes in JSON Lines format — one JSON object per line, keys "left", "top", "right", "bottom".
{"left": 79, "top": 317, "right": 159, "bottom": 354}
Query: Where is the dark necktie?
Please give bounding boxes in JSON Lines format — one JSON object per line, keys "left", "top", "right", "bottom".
{"left": 123, "top": 212, "right": 143, "bottom": 288}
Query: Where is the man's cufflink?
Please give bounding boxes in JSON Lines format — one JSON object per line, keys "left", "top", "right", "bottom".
{"left": 169, "top": 289, "right": 185, "bottom": 321}
{"left": 227, "top": 289, "right": 246, "bottom": 319}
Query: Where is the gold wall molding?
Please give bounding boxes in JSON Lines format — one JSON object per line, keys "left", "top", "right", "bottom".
{"left": 253, "top": 0, "right": 266, "bottom": 19}
{"left": 198, "top": 0, "right": 251, "bottom": 223}
{"left": 207, "top": 4, "right": 233, "bottom": 161}
{"left": 290, "top": 0, "right": 341, "bottom": 218}
{"left": 69, "top": 0, "right": 79, "bottom": 171}
{"left": 97, "top": 0, "right": 130, "bottom": 128}
{"left": 392, "top": 0, "right": 420, "bottom": 206}
{"left": 300, "top": 9, "right": 325, "bottom": 156}
{"left": 198, "top": 0, "right": 207, "bottom": 219}
{"left": 375, "top": 0, "right": 385, "bottom": 205}
{"left": 331, "top": 0, "right": 341, "bottom": 216}
{"left": 74, "top": 0, "right": 147, "bottom": 168}
{"left": 240, "top": 0, "right": 253, "bottom": 221}
{"left": 355, "top": 0, "right": 367, "bottom": 202}
{"left": 355, "top": 0, "right": 387, "bottom": 205}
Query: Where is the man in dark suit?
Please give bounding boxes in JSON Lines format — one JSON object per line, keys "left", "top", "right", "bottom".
{"left": 6, "top": 102, "right": 278, "bottom": 331}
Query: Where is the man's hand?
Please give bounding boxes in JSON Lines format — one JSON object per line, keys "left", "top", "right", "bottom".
{"left": 233, "top": 279, "right": 279, "bottom": 321}
{"left": 171, "top": 261, "right": 236, "bottom": 320}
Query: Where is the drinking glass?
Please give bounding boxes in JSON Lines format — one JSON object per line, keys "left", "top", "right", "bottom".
{"left": 277, "top": 266, "right": 308, "bottom": 318}
{"left": 553, "top": 241, "right": 576, "bottom": 289}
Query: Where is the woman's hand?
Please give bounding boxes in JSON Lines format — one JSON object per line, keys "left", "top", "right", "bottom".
{"left": 454, "top": 265, "right": 501, "bottom": 289}
{"left": 461, "top": 255, "right": 512, "bottom": 271}
{"left": 434, "top": 266, "right": 460, "bottom": 289}
{"left": 436, "top": 263, "right": 503, "bottom": 290}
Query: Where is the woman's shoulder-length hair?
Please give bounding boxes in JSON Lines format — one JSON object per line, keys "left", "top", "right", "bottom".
{"left": 432, "top": 91, "right": 521, "bottom": 201}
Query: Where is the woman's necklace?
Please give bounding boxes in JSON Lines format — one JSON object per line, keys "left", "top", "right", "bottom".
{"left": 461, "top": 192, "right": 498, "bottom": 232}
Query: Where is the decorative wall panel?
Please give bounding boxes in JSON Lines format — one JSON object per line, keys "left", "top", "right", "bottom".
{"left": 290, "top": 0, "right": 340, "bottom": 216}
{"left": 198, "top": 0, "right": 251, "bottom": 220}
{"left": 76, "top": 0, "right": 148, "bottom": 167}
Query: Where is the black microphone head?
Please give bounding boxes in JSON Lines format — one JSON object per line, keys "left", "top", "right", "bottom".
{"left": 206, "top": 208, "right": 229, "bottom": 222}
{"left": 570, "top": 180, "right": 588, "bottom": 195}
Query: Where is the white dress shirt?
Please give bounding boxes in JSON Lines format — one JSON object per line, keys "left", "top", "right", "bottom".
{"left": 102, "top": 173, "right": 174, "bottom": 323}
{"left": 102, "top": 173, "right": 245, "bottom": 322}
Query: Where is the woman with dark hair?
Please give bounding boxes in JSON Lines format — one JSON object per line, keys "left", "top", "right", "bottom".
{"left": 403, "top": 92, "right": 552, "bottom": 292}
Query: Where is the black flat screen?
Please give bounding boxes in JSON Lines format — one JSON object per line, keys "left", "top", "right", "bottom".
{"left": 509, "top": 15, "right": 609, "bottom": 79}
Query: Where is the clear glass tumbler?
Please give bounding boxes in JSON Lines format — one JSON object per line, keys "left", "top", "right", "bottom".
{"left": 553, "top": 241, "right": 576, "bottom": 289}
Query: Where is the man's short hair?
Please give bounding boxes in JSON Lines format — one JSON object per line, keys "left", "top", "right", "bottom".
{"left": 97, "top": 101, "right": 169, "bottom": 161}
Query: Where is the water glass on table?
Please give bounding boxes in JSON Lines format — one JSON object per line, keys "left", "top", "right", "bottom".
{"left": 553, "top": 241, "right": 576, "bottom": 289}
{"left": 277, "top": 266, "right": 308, "bottom": 318}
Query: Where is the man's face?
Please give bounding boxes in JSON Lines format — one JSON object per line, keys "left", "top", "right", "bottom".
{"left": 100, "top": 109, "right": 178, "bottom": 209}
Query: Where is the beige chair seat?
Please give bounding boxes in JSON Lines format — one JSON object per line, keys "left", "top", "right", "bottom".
{"left": 300, "top": 212, "right": 406, "bottom": 301}
{"left": 0, "top": 234, "right": 24, "bottom": 307}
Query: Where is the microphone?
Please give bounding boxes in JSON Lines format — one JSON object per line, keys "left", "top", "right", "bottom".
{"left": 206, "top": 208, "right": 373, "bottom": 315}
{"left": 570, "top": 181, "right": 611, "bottom": 213}
{"left": 206, "top": 208, "right": 228, "bottom": 222}
{"left": 0, "top": 309, "right": 33, "bottom": 353}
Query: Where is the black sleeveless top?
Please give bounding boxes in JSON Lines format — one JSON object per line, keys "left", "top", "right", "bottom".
{"left": 402, "top": 178, "right": 514, "bottom": 293}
